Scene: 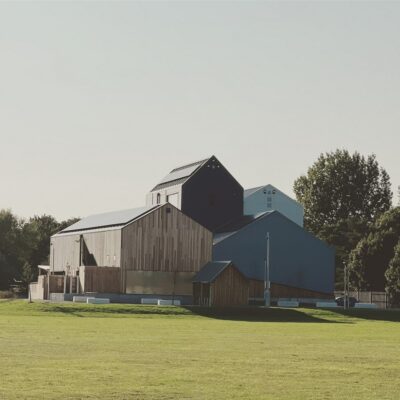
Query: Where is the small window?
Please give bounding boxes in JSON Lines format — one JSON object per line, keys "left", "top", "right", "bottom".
{"left": 156, "top": 193, "right": 161, "bottom": 204}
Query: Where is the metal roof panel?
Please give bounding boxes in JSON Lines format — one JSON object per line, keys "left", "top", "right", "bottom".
{"left": 192, "top": 261, "right": 232, "bottom": 283}
{"left": 59, "top": 205, "right": 158, "bottom": 234}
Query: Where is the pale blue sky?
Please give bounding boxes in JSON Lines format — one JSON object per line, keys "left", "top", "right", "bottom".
{"left": 1, "top": 1, "right": 399, "bottom": 220}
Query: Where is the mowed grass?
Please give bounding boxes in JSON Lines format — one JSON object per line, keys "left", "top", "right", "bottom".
{"left": 1, "top": 301, "right": 400, "bottom": 400}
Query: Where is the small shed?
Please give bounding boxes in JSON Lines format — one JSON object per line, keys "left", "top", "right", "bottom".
{"left": 193, "top": 261, "right": 249, "bottom": 307}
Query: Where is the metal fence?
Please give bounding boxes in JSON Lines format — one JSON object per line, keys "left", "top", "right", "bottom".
{"left": 334, "top": 291, "right": 388, "bottom": 309}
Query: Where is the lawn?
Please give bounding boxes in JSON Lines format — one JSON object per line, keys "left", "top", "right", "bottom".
{"left": 0, "top": 301, "right": 399, "bottom": 400}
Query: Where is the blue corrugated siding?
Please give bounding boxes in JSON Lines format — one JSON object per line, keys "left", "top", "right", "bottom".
{"left": 212, "top": 211, "right": 335, "bottom": 294}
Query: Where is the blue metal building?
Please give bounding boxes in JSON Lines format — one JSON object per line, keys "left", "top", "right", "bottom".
{"left": 213, "top": 210, "right": 335, "bottom": 296}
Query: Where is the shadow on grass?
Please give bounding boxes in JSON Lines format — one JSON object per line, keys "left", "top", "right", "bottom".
{"left": 329, "top": 308, "right": 400, "bottom": 322}
{"left": 43, "top": 304, "right": 191, "bottom": 318}
{"left": 183, "top": 306, "right": 341, "bottom": 323}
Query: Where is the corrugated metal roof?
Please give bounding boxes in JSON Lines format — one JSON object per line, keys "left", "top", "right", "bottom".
{"left": 58, "top": 205, "right": 159, "bottom": 234}
{"left": 151, "top": 157, "right": 210, "bottom": 191}
{"left": 192, "top": 261, "right": 232, "bottom": 283}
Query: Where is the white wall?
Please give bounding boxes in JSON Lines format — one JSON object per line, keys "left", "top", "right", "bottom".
{"left": 146, "top": 183, "right": 183, "bottom": 209}
{"left": 244, "top": 184, "right": 304, "bottom": 227}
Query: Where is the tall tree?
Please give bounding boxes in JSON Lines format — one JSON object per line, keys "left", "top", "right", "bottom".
{"left": 348, "top": 207, "right": 400, "bottom": 291}
{"left": 385, "top": 240, "right": 400, "bottom": 306}
{"left": 294, "top": 150, "right": 392, "bottom": 289}
{"left": 294, "top": 150, "right": 392, "bottom": 234}
{"left": 0, "top": 209, "right": 79, "bottom": 291}
{"left": 0, "top": 210, "right": 24, "bottom": 289}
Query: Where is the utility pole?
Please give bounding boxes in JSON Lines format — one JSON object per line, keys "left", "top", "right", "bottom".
{"left": 264, "top": 232, "right": 271, "bottom": 307}
{"left": 343, "top": 262, "right": 349, "bottom": 310}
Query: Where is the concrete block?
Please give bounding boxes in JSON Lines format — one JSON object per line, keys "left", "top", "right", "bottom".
{"left": 73, "top": 296, "right": 94, "bottom": 303}
{"left": 141, "top": 298, "right": 159, "bottom": 305}
{"left": 157, "top": 299, "right": 181, "bottom": 306}
{"left": 86, "top": 298, "right": 110, "bottom": 304}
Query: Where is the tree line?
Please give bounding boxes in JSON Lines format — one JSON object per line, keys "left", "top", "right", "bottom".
{"left": 0, "top": 211, "right": 78, "bottom": 291}
{"left": 294, "top": 149, "right": 400, "bottom": 305}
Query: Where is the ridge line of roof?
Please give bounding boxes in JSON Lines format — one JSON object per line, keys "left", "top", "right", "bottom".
{"left": 170, "top": 157, "right": 210, "bottom": 173}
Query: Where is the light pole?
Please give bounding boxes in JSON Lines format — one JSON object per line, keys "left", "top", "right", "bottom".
{"left": 343, "top": 262, "right": 349, "bottom": 310}
{"left": 264, "top": 232, "right": 271, "bottom": 307}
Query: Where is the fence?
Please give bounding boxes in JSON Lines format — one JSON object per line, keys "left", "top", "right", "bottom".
{"left": 334, "top": 291, "right": 388, "bottom": 309}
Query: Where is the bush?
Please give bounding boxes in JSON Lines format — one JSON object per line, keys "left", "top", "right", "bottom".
{"left": 0, "top": 290, "right": 17, "bottom": 299}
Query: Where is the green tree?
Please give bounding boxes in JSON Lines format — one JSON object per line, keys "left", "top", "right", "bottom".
{"left": 19, "top": 215, "right": 80, "bottom": 288}
{"left": 348, "top": 207, "right": 400, "bottom": 291}
{"left": 385, "top": 240, "right": 400, "bottom": 306}
{"left": 294, "top": 150, "right": 392, "bottom": 234}
{"left": 0, "top": 209, "right": 79, "bottom": 291}
{"left": 294, "top": 150, "right": 392, "bottom": 288}
{"left": 0, "top": 210, "right": 24, "bottom": 289}
{"left": 317, "top": 217, "right": 368, "bottom": 289}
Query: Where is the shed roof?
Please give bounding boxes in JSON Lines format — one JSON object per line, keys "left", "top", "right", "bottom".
{"left": 56, "top": 205, "right": 160, "bottom": 235}
{"left": 192, "top": 261, "right": 233, "bottom": 283}
{"left": 151, "top": 157, "right": 210, "bottom": 191}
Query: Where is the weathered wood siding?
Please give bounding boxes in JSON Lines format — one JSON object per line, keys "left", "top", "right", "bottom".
{"left": 122, "top": 204, "right": 212, "bottom": 294}
{"left": 81, "top": 229, "right": 121, "bottom": 268}
{"left": 193, "top": 265, "right": 249, "bottom": 307}
{"left": 211, "top": 265, "right": 249, "bottom": 306}
{"left": 50, "top": 234, "right": 80, "bottom": 272}
{"left": 50, "top": 229, "right": 121, "bottom": 272}
{"left": 249, "top": 279, "right": 333, "bottom": 299}
{"left": 80, "top": 266, "right": 121, "bottom": 293}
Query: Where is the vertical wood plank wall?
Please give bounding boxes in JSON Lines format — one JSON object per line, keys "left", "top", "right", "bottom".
{"left": 121, "top": 204, "right": 212, "bottom": 273}
{"left": 51, "top": 229, "right": 122, "bottom": 272}
{"left": 211, "top": 265, "right": 249, "bottom": 306}
{"left": 80, "top": 266, "right": 121, "bottom": 293}
{"left": 81, "top": 229, "right": 121, "bottom": 268}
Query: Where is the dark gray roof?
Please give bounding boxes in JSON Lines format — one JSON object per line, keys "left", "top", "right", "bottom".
{"left": 151, "top": 157, "right": 210, "bottom": 191}
{"left": 193, "top": 261, "right": 233, "bottom": 283}
{"left": 58, "top": 205, "right": 159, "bottom": 234}
{"left": 213, "top": 211, "right": 274, "bottom": 244}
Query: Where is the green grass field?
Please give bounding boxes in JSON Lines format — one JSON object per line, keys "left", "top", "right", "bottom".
{"left": 1, "top": 301, "right": 399, "bottom": 400}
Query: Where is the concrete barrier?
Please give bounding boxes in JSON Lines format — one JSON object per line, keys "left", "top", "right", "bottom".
{"left": 355, "top": 303, "right": 378, "bottom": 309}
{"left": 86, "top": 298, "right": 110, "bottom": 304}
{"left": 316, "top": 302, "right": 339, "bottom": 308}
{"left": 157, "top": 299, "right": 181, "bottom": 306}
{"left": 141, "top": 298, "right": 159, "bottom": 305}
{"left": 73, "top": 296, "right": 95, "bottom": 303}
{"left": 277, "top": 300, "right": 299, "bottom": 308}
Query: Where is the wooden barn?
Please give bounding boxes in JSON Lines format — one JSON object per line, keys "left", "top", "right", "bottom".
{"left": 47, "top": 203, "right": 213, "bottom": 302}
{"left": 192, "top": 261, "right": 249, "bottom": 306}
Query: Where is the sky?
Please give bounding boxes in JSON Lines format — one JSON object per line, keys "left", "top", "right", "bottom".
{"left": 1, "top": 1, "right": 399, "bottom": 220}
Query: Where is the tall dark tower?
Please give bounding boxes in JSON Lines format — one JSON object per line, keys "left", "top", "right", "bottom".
{"left": 146, "top": 156, "right": 243, "bottom": 231}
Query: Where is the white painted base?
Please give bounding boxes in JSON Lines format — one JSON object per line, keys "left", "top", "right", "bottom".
{"left": 141, "top": 298, "right": 159, "bottom": 305}
{"left": 157, "top": 299, "right": 181, "bottom": 306}
{"left": 73, "top": 296, "right": 95, "bottom": 303}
